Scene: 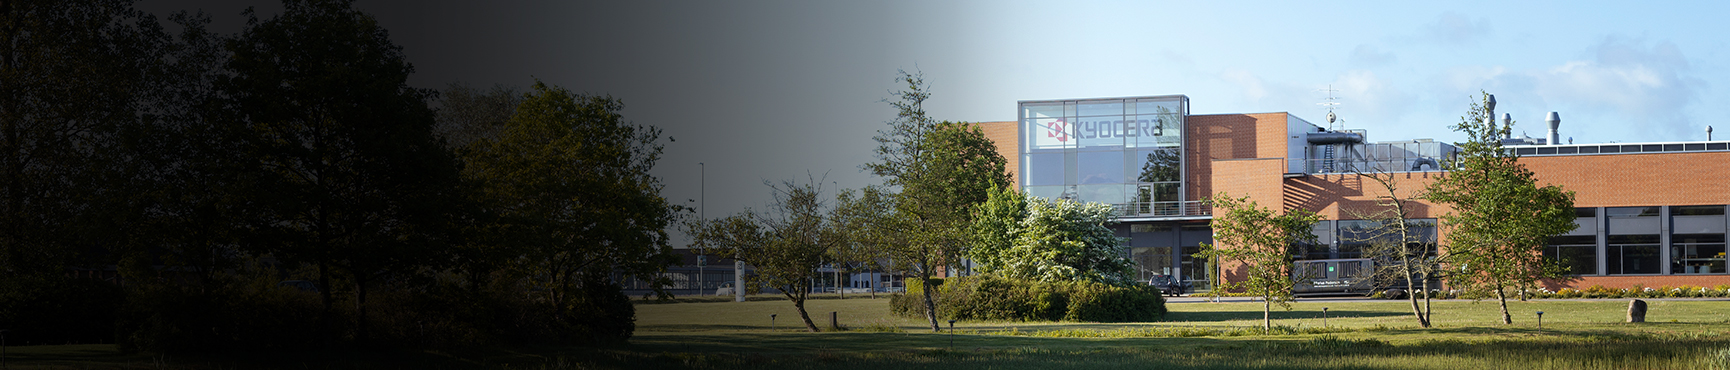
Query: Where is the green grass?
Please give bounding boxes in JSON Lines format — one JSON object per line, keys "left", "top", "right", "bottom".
{"left": 11, "top": 295, "right": 1730, "bottom": 369}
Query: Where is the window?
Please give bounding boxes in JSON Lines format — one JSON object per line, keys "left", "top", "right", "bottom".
{"left": 1672, "top": 234, "right": 1726, "bottom": 274}
{"left": 1607, "top": 235, "right": 1661, "bottom": 275}
{"left": 1545, "top": 235, "right": 1598, "bottom": 275}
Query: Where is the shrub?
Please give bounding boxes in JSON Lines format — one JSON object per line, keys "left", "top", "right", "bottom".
{"left": 0, "top": 275, "right": 123, "bottom": 346}
{"left": 890, "top": 276, "right": 1163, "bottom": 322}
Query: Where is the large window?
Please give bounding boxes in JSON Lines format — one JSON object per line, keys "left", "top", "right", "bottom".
{"left": 1545, "top": 235, "right": 1599, "bottom": 275}
{"left": 1607, "top": 235, "right": 1661, "bottom": 274}
{"left": 1020, "top": 96, "right": 1187, "bottom": 215}
{"left": 1672, "top": 234, "right": 1726, "bottom": 274}
{"left": 1606, "top": 207, "right": 1661, "bottom": 275}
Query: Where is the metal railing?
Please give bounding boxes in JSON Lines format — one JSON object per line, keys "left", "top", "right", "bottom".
{"left": 1292, "top": 157, "right": 1449, "bottom": 174}
{"left": 1113, "top": 200, "right": 1209, "bottom": 218}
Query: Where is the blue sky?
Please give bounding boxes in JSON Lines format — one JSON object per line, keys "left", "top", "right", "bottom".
{"left": 144, "top": 1, "right": 1730, "bottom": 245}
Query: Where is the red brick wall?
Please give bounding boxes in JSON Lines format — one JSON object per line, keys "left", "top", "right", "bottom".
{"left": 1283, "top": 172, "right": 1451, "bottom": 220}
{"left": 1522, "top": 151, "right": 1730, "bottom": 207}
{"left": 1186, "top": 113, "right": 1293, "bottom": 202}
{"left": 977, "top": 121, "right": 1020, "bottom": 188}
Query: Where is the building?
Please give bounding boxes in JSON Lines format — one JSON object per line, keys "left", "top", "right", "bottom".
{"left": 977, "top": 94, "right": 1730, "bottom": 291}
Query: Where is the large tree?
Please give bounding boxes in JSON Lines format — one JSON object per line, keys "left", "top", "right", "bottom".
{"left": 1425, "top": 93, "right": 1576, "bottom": 325}
{"left": 1347, "top": 170, "right": 1442, "bottom": 328}
{"left": 463, "top": 80, "right": 679, "bottom": 342}
{"left": 691, "top": 179, "right": 838, "bottom": 332}
{"left": 0, "top": 0, "right": 227, "bottom": 344}
{"left": 865, "top": 70, "right": 1010, "bottom": 332}
{"left": 1197, "top": 194, "right": 1323, "bottom": 332}
{"left": 219, "top": 0, "right": 461, "bottom": 345}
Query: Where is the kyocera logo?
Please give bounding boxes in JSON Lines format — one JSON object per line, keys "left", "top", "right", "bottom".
{"left": 1045, "top": 120, "right": 1069, "bottom": 142}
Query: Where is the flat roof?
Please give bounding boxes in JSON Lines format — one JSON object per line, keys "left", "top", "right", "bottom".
{"left": 1507, "top": 141, "right": 1730, "bottom": 157}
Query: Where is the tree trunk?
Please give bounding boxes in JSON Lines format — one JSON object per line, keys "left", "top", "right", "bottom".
{"left": 1494, "top": 286, "right": 1512, "bottom": 325}
{"left": 922, "top": 274, "right": 940, "bottom": 332}
{"left": 1421, "top": 276, "right": 1434, "bottom": 328}
{"left": 317, "top": 260, "right": 334, "bottom": 347}
{"left": 1403, "top": 257, "right": 1430, "bottom": 328}
{"left": 1262, "top": 297, "right": 1272, "bottom": 332}
{"left": 355, "top": 277, "right": 369, "bottom": 347}
{"left": 788, "top": 291, "right": 819, "bottom": 332}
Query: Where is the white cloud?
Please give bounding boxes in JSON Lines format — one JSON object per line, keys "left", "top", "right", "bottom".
{"left": 1532, "top": 37, "right": 1704, "bottom": 141}
{"left": 1421, "top": 12, "right": 1490, "bottom": 47}
{"left": 1349, "top": 44, "right": 1396, "bottom": 67}
{"left": 1330, "top": 70, "right": 1415, "bottom": 132}
{"left": 1221, "top": 69, "right": 1268, "bottom": 103}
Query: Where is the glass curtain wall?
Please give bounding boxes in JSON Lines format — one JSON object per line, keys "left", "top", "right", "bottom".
{"left": 1020, "top": 96, "right": 1186, "bottom": 215}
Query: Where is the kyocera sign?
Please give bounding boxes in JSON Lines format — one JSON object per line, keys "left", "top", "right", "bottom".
{"left": 1033, "top": 116, "right": 1172, "bottom": 149}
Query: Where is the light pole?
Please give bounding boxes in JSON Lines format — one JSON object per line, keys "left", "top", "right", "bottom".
{"left": 699, "top": 162, "right": 705, "bottom": 296}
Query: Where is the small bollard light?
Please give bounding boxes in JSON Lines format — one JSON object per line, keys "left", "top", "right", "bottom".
{"left": 771, "top": 314, "right": 777, "bottom": 330}
{"left": 948, "top": 320, "right": 957, "bottom": 348}
{"left": 1536, "top": 311, "right": 1545, "bottom": 329}
{"left": 1322, "top": 307, "right": 1330, "bottom": 328}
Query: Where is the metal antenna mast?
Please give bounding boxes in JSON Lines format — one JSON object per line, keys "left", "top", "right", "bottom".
{"left": 1316, "top": 84, "right": 1342, "bottom": 130}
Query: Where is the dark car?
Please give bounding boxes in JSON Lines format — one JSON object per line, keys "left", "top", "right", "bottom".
{"left": 1148, "top": 275, "right": 1190, "bottom": 297}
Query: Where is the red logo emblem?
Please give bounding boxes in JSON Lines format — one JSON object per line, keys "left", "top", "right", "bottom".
{"left": 1045, "top": 120, "right": 1069, "bottom": 142}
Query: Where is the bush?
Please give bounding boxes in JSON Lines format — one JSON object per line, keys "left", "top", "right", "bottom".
{"left": 565, "top": 276, "right": 635, "bottom": 345}
{"left": 0, "top": 275, "right": 123, "bottom": 345}
{"left": 891, "top": 275, "right": 1163, "bottom": 322}
{"left": 117, "top": 271, "right": 325, "bottom": 353}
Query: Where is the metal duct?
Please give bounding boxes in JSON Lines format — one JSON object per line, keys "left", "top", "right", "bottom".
{"left": 1307, "top": 132, "right": 1364, "bottom": 145}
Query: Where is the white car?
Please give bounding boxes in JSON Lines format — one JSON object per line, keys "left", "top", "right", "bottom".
{"left": 715, "top": 283, "right": 734, "bottom": 296}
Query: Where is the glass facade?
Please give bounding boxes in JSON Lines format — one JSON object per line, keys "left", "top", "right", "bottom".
{"left": 1538, "top": 205, "right": 1730, "bottom": 276}
{"left": 1019, "top": 96, "right": 1187, "bottom": 216}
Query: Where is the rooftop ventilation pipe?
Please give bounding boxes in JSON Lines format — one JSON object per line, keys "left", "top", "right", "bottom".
{"left": 1546, "top": 112, "right": 1561, "bottom": 146}
{"left": 1307, "top": 131, "right": 1364, "bottom": 145}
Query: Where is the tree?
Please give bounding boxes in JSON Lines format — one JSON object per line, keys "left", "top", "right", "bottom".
{"left": 968, "top": 187, "right": 1136, "bottom": 285}
{"left": 831, "top": 186, "right": 900, "bottom": 300}
{"left": 1347, "top": 170, "right": 1442, "bottom": 328}
{"left": 864, "top": 70, "right": 1010, "bottom": 332}
{"left": 1425, "top": 92, "right": 1576, "bottom": 325}
{"left": 219, "top": 0, "right": 462, "bottom": 345}
{"left": 1197, "top": 194, "right": 1323, "bottom": 331}
{"left": 436, "top": 82, "right": 522, "bottom": 150}
{"left": 464, "top": 80, "right": 679, "bottom": 342}
{"left": 0, "top": 0, "right": 223, "bottom": 345}
{"left": 692, "top": 179, "right": 838, "bottom": 332}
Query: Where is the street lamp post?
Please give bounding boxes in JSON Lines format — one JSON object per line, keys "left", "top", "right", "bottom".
{"left": 699, "top": 162, "right": 704, "bottom": 296}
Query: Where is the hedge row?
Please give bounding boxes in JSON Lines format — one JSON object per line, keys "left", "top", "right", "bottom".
{"left": 1374, "top": 284, "right": 1730, "bottom": 300}
{"left": 890, "top": 275, "right": 1164, "bottom": 322}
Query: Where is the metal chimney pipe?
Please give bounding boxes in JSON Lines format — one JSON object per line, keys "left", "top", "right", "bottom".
{"left": 1546, "top": 112, "right": 1561, "bottom": 146}
{"left": 1486, "top": 94, "right": 1497, "bottom": 138}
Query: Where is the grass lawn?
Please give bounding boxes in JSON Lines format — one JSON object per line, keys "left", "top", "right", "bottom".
{"left": 11, "top": 295, "right": 1730, "bottom": 369}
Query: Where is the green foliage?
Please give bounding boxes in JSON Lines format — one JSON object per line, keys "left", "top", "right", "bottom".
{"left": 691, "top": 179, "right": 843, "bottom": 332}
{"left": 865, "top": 70, "right": 1010, "bottom": 331}
{"left": 969, "top": 188, "right": 1135, "bottom": 285}
{"left": 465, "top": 80, "right": 679, "bottom": 330}
{"left": 1197, "top": 193, "right": 1323, "bottom": 331}
{"left": 1426, "top": 92, "right": 1576, "bottom": 325}
{"left": 891, "top": 276, "right": 1165, "bottom": 322}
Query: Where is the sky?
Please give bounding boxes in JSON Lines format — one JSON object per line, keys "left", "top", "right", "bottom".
{"left": 140, "top": 0, "right": 1730, "bottom": 247}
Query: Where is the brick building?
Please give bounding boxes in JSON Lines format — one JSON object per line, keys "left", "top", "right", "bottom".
{"left": 976, "top": 95, "right": 1729, "bottom": 292}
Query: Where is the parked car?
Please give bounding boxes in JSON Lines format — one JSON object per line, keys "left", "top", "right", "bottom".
{"left": 1147, "top": 275, "right": 1190, "bottom": 297}
{"left": 715, "top": 282, "right": 734, "bottom": 296}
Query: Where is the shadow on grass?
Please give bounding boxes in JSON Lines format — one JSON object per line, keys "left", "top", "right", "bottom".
{"left": 1164, "top": 308, "right": 1405, "bottom": 323}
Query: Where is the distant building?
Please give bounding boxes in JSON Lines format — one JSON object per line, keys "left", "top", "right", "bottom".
{"left": 975, "top": 95, "right": 1730, "bottom": 291}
